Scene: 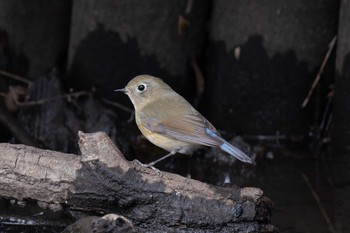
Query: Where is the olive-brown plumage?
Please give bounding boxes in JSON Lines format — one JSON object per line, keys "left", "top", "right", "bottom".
{"left": 115, "top": 75, "right": 252, "bottom": 165}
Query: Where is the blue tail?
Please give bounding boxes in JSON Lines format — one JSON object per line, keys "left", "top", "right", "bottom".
{"left": 220, "top": 141, "right": 253, "bottom": 163}
{"left": 206, "top": 128, "right": 253, "bottom": 164}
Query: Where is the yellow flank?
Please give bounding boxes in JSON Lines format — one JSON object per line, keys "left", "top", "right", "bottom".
{"left": 136, "top": 118, "right": 195, "bottom": 154}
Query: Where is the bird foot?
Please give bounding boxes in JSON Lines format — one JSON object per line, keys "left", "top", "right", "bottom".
{"left": 134, "top": 160, "right": 163, "bottom": 177}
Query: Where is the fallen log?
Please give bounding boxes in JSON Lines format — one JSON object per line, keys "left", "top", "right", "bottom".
{"left": 0, "top": 131, "right": 277, "bottom": 232}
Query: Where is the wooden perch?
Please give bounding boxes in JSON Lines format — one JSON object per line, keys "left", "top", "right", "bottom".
{"left": 0, "top": 131, "right": 277, "bottom": 232}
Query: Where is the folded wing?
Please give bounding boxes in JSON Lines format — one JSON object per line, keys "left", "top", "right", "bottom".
{"left": 141, "top": 113, "right": 252, "bottom": 163}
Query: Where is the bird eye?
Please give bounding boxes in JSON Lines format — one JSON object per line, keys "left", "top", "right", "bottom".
{"left": 137, "top": 84, "right": 146, "bottom": 92}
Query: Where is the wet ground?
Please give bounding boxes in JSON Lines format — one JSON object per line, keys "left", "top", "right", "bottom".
{"left": 165, "top": 148, "right": 350, "bottom": 233}
{"left": 241, "top": 156, "right": 346, "bottom": 233}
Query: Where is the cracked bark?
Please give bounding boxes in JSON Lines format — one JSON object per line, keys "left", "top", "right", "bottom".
{"left": 0, "top": 131, "right": 277, "bottom": 232}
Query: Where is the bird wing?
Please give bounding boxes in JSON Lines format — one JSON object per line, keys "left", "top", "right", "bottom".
{"left": 138, "top": 97, "right": 253, "bottom": 163}
{"left": 141, "top": 112, "right": 222, "bottom": 147}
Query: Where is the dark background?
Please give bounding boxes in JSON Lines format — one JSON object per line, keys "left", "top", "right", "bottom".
{"left": 0, "top": 0, "right": 349, "bottom": 232}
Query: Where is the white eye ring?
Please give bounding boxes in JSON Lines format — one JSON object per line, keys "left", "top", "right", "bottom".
{"left": 136, "top": 83, "right": 146, "bottom": 92}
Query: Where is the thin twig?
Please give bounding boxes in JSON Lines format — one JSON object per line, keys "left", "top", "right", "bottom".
{"left": 177, "top": 15, "right": 190, "bottom": 36}
{"left": 319, "top": 94, "right": 333, "bottom": 137}
{"left": 191, "top": 55, "right": 205, "bottom": 107}
{"left": 127, "top": 111, "right": 135, "bottom": 123}
{"left": 185, "top": 0, "right": 194, "bottom": 14}
{"left": 101, "top": 98, "right": 135, "bottom": 123}
{"left": 17, "top": 91, "right": 91, "bottom": 106}
{"left": 100, "top": 98, "right": 133, "bottom": 113}
{"left": 302, "top": 174, "right": 336, "bottom": 233}
{"left": 0, "top": 69, "right": 33, "bottom": 86}
{"left": 302, "top": 36, "right": 337, "bottom": 108}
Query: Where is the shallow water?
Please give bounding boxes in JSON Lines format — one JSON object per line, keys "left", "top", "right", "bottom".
{"left": 177, "top": 150, "right": 350, "bottom": 233}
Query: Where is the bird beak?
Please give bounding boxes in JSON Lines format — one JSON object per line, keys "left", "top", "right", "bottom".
{"left": 114, "top": 88, "right": 127, "bottom": 93}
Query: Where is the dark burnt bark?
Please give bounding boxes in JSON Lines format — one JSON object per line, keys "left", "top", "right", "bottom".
{"left": 0, "top": 131, "right": 277, "bottom": 232}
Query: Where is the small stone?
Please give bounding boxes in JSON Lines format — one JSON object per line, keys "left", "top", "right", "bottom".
{"left": 240, "top": 187, "right": 263, "bottom": 201}
{"left": 37, "top": 201, "right": 49, "bottom": 209}
{"left": 17, "top": 200, "right": 27, "bottom": 207}
{"left": 48, "top": 203, "right": 63, "bottom": 212}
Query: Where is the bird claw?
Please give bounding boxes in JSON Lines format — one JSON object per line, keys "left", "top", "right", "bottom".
{"left": 134, "top": 160, "right": 163, "bottom": 177}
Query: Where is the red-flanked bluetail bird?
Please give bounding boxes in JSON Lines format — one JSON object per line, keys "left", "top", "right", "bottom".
{"left": 115, "top": 75, "right": 253, "bottom": 169}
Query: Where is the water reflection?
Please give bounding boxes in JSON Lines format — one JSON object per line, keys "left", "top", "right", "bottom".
{"left": 178, "top": 150, "right": 349, "bottom": 233}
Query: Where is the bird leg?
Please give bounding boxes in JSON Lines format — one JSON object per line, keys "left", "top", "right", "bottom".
{"left": 133, "top": 151, "right": 177, "bottom": 177}
{"left": 134, "top": 159, "right": 163, "bottom": 176}
{"left": 147, "top": 151, "right": 177, "bottom": 166}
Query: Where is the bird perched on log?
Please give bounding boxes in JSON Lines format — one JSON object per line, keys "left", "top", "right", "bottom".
{"left": 115, "top": 75, "right": 253, "bottom": 168}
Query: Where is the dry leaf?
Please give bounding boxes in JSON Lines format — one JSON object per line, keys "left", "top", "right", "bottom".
{"left": 178, "top": 15, "right": 190, "bottom": 36}
{"left": 0, "top": 85, "right": 27, "bottom": 112}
